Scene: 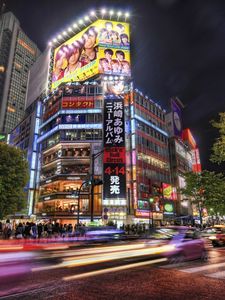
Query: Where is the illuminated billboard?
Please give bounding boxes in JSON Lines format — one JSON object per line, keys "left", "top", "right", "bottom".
{"left": 51, "top": 19, "right": 130, "bottom": 90}
{"left": 171, "top": 99, "right": 182, "bottom": 138}
{"left": 162, "top": 183, "right": 177, "bottom": 200}
{"left": 103, "top": 97, "right": 126, "bottom": 200}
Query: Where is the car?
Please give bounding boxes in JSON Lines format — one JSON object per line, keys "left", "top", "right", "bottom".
{"left": 208, "top": 225, "right": 225, "bottom": 247}
{"left": 84, "top": 226, "right": 125, "bottom": 242}
{"left": 146, "top": 226, "right": 207, "bottom": 263}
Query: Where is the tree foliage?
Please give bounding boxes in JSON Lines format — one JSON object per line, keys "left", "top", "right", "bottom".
{"left": 0, "top": 143, "right": 29, "bottom": 219}
{"left": 211, "top": 112, "right": 225, "bottom": 165}
{"left": 180, "top": 170, "right": 225, "bottom": 223}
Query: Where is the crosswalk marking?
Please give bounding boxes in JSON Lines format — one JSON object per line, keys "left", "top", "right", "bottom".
{"left": 180, "top": 261, "right": 225, "bottom": 273}
{"left": 206, "top": 271, "right": 225, "bottom": 279}
{"left": 159, "top": 250, "right": 225, "bottom": 280}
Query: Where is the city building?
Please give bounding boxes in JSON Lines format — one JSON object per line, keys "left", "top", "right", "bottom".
{"left": 9, "top": 49, "right": 51, "bottom": 216}
{"left": 9, "top": 10, "right": 195, "bottom": 226}
{"left": 166, "top": 99, "right": 202, "bottom": 223}
{"left": 0, "top": 11, "right": 40, "bottom": 134}
{"left": 9, "top": 99, "right": 41, "bottom": 216}
{"left": 128, "top": 89, "right": 173, "bottom": 225}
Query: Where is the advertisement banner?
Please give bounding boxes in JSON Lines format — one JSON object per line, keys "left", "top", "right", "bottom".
{"left": 171, "top": 99, "right": 182, "bottom": 137}
{"left": 51, "top": 19, "right": 130, "bottom": 90}
{"left": 163, "top": 200, "right": 175, "bottom": 215}
{"left": 103, "top": 98, "right": 125, "bottom": 147}
{"left": 61, "top": 97, "right": 94, "bottom": 109}
{"left": 103, "top": 97, "right": 126, "bottom": 200}
{"left": 61, "top": 114, "right": 85, "bottom": 124}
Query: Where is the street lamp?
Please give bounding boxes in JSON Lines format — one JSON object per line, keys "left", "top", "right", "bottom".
{"left": 149, "top": 197, "right": 154, "bottom": 234}
{"left": 90, "top": 150, "right": 104, "bottom": 222}
{"left": 76, "top": 181, "right": 88, "bottom": 225}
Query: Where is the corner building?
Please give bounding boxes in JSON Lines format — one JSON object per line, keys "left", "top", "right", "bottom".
{"left": 31, "top": 12, "right": 173, "bottom": 226}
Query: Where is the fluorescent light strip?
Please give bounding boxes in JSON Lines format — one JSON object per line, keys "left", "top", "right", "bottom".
{"left": 39, "top": 109, "right": 102, "bottom": 129}
{"left": 37, "top": 123, "right": 102, "bottom": 143}
{"left": 134, "top": 114, "right": 168, "bottom": 137}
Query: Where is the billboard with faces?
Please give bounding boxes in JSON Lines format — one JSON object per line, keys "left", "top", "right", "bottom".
{"left": 51, "top": 19, "right": 130, "bottom": 90}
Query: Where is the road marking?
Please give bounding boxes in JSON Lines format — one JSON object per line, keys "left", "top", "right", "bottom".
{"left": 63, "top": 258, "right": 167, "bottom": 281}
{"left": 180, "top": 261, "right": 225, "bottom": 273}
{"left": 206, "top": 271, "right": 225, "bottom": 279}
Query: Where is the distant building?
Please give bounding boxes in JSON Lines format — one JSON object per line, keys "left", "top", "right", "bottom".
{"left": 9, "top": 50, "right": 51, "bottom": 216}
{"left": 166, "top": 98, "right": 202, "bottom": 223}
{"left": 0, "top": 12, "right": 40, "bottom": 134}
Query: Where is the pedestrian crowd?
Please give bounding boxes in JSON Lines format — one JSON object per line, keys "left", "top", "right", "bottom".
{"left": 0, "top": 220, "right": 86, "bottom": 239}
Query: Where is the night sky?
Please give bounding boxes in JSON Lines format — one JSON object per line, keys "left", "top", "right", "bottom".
{"left": 4, "top": 0, "right": 225, "bottom": 171}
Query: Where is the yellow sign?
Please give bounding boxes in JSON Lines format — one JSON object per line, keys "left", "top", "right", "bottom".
{"left": 51, "top": 19, "right": 130, "bottom": 90}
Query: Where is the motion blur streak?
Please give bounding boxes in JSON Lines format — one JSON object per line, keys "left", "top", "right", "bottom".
{"left": 0, "top": 252, "right": 35, "bottom": 263}
{"left": 0, "top": 245, "right": 23, "bottom": 251}
{"left": 63, "top": 258, "right": 167, "bottom": 281}
{"left": 32, "top": 244, "right": 175, "bottom": 272}
{"left": 39, "top": 242, "right": 147, "bottom": 260}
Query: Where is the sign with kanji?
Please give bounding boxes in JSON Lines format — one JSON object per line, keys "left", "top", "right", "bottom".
{"left": 62, "top": 96, "right": 94, "bottom": 109}
{"left": 103, "top": 97, "right": 126, "bottom": 200}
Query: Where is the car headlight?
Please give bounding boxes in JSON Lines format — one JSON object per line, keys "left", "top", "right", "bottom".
{"left": 209, "top": 236, "right": 217, "bottom": 240}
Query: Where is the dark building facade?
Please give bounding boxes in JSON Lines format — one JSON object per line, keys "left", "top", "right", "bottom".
{"left": 0, "top": 12, "right": 40, "bottom": 134}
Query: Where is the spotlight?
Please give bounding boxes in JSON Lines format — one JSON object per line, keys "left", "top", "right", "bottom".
{"left": 63, "top": 31, "right": 67, "bottom": 36}
{"left": 68, "top": 27, "right": 73, "bottom": 32}
{"left": 73, "top": 23, "right": 78, "bottom": 28}
{"left": 78, "top": 19, "right": 84, "bottom": 25}
{"left": 90, "top": 10, "right": 96, "bottom": 16}
{"left": 125, "top": 12, "right": 130, "bottom": 18}
{"left": 101, "top": 8, "right": 106, "bottom": 15}
{"left": 117, "top": 11, "right": 122, "bottom": 17}
{"left": 48, "top": 41, "right": 52, "bottom": 46}
{"left": 57, "top": 34, "right": 63, "bottom": 40}
{"left": 84, "top": 15, "right": 89, "bottom": 21}
{"left": 109, "top": 10, "right": 114, "bottom": 16}
{"left": 53, "top": 38, "right": 57, "bottom": 43}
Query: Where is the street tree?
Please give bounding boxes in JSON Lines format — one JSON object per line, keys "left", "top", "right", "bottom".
{"left": 0, "top": 143, "right": 29, "bottom": 219}
{"left": 180, "top": 170, "right": 225, "bottom": 225}
{"left": 211, "top": 112, "right": 225, "bottom": 165}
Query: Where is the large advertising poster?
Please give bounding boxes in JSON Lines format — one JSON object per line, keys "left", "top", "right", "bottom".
{"left": 171, "top": 99, "right": 182, "bottom": 138}
{"left": 51, "top": 19, "right": 130, "bottom": 90}
{"left": 103, "top": 97, "right": 126, "bottom": 200}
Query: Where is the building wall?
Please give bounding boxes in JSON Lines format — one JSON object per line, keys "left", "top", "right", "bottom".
{"left": 36, "top": 83, "right": 104, "bottom": 224}
{"left": 130, "top": 90, "right": 172, "bottom": 223}
{"left": 0, "top": 12, "right": 40, "bottom": 134}
{"left": 9, "top": 99, "right": 41, "bottom": 215}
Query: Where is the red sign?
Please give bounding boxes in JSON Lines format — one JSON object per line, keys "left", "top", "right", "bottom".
{"left": 103, "top": 147, "right": 126, "bottom": 164}
{"left": 43, "top": 102, "right": 59, "bottom": 121}
{"left": 62, "top": 97, "right": 94, "bottom": 109}
{"left": 182, "top": 128, "right": 197, "bottom": 149}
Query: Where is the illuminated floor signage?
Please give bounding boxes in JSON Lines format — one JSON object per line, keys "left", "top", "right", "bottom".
{"left": 103, "top": 97, "right": 126, "bottom": 201}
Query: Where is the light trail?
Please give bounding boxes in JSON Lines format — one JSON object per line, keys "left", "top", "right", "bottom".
{"left": 63, "top": 258, "right": 167, "bottom": 280}
{"left": 32, "top": 244, "right": 174, "bottom": 272}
